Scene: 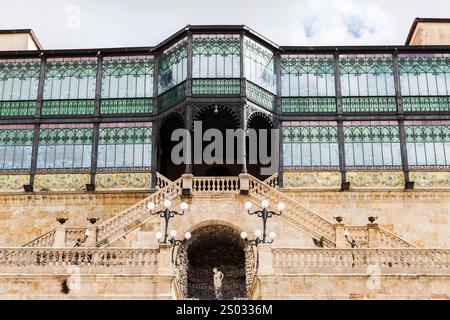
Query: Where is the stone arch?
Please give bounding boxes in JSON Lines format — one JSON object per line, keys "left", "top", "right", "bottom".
{"left": 177, "top": 222, "right": 249, "bottom": 300}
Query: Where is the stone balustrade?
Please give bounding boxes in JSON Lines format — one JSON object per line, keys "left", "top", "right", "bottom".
{"left": 248, "top": 175, "right": 336, "bottom": 246}
{"left": 263, "top": 173, "right": 279, "bottom": 188}
{"left": 23, "top": 229, "right": 56, "bottom": 248}
{"left": 272, "top": 248, "right": 449, "bottom": 274}
{"left": 156, "top": 172, "right": 172, "bottom": 190}
{"left": 192, "top": 176, "right": 240, "bottom": 193}
{"left": 96, "top": 177, "right": 182, "bottom": 245}
{"left": 0, "top": 247, "right": 159, "bottom": 273}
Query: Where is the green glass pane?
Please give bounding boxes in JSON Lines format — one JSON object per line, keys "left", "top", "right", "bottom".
{"left": 342, "top": 97, "right": 397, "bottom": 113}
{"left": 39, "top": 128, "right": 93, "bottom": 145}
{"left": 0, "top": 101, "right": 36, "bottom": 116}
{"left": 246, "top": 81, "right": 275, "bottom": 111}
{"left": 158, "top": 82, "right": 186, "bottom": 111}
{"left": 192, "top": 79, "right": 240, "bottom": 95}
{"left": 100, "top": 98, "right": 153, "bottom": 114}
{"left": 281, "top": 97, "right": 336, "bottom": 113}
{"left": 41, "top": 100, "right": 95, "bottom": 115}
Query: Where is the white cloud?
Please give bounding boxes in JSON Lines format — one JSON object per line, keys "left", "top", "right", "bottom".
{"left": 0, "top": 0, "right": 449, "bottom": 48}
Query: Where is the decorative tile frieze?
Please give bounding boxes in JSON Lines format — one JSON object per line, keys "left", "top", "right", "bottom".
{"left": 34, "top": 174, "right": 90, "bottom": 191}
{"left": 95, "top": 172, "right": 151, "bottom": 190}
{"left": 347, "top": 171, "right": 404, "bottom": 189}
{"left": 283, "top": 171, "right": 341, "bottom": 189}
{"left": 410, "top": 172, "right": 450, "bottom": 189}
{"left": 0, "top": 175, "right": 29, "bottom": 192}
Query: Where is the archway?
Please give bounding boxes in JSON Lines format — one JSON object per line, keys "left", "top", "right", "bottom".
{"left": 183, "top": 224, "right": 247, "bottom": 300}
{"left": 158, "top": 113, "right": 185, "bottom": 181}
{"left": 193, "top": 106, "right": 241, "bottom": 177}
{"left": 247, "top": 113, "right": 275, "bottom": 180}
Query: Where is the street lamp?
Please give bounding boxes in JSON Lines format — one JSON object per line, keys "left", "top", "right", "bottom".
{"left": 240, "top": 229, "right": 277, "bottom": 246}
{"left": 244, "top": 200, "right": 284, "bottom": 244}
{"left": 156, "top": 230, "right": 192, "bottom": 264}
{"left": 148, "top": 199, "right": 188, "bottom": 244}
{"left": 344, "top": 229, "right": 358, "bottom": 248}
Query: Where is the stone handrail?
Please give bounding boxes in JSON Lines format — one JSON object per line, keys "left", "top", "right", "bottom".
{"left": 0, "top": 247, "right": 159, "bottom": 272}
{"left": 65, "top": 228, "right": 88, "bottom": 246}
{"left": 192, "top": 176, "right": 240, "bottom": 194}
{"left": 272, "top": 248, "right": 449, "bottom": 274}
{"left": 96, "top": 177, "right": 182, "bottom": 246}
{"left": 156, "top": 172, "right": 173, "bottom": 189}
{"left": 23, "top": 229, "right": 56, "bottom": 248}
{"left": 263, "top": 173, "right": 278, "bottom": 188}
{"left": 248, "top": 175, "right": 336, "bottom": 247}
{"left": 378, "top": 226, "right": 417, "bottom": 248}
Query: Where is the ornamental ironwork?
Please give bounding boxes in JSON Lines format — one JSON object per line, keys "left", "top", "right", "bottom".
{"left": 158, "top": 38, "right": 188, "bottom": 94}
{"left": 0, "top": 125, "right": 34, "bottom": 171}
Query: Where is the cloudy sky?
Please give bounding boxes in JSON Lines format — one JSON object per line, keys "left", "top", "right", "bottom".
{"left": 1, "top": 0, "right": 449, "bottom": 49}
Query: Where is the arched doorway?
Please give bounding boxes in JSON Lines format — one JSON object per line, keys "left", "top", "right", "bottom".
{"left": 193, "top": 106, "right": 241, "bottom": 177}
{"left": 181, "top": 224, "right": 247, "bottom": 300}
{"left": 158, "top": 113, "right": 185, "bottom": 181}
{"left": 247, "top": 113, "right": 275, "bottom": 180}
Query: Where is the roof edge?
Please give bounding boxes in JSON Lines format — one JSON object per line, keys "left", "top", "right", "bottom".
{"left": 405, "top": 17, "right": 450, "bottom": 45}
{"left": 0, "top": 29, "right": 43, "bottom": 50}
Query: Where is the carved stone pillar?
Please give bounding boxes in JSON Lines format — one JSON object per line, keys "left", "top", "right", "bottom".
{"left": 367, "top": 224, "right": 381, "bottom": 248}
{"left": 239, "top": 173, "right": 250, "bottom": 195}
{"left": 157, "top": 244, "right": 174, "bottom": 275}
{"left": 257, "top": 244, "right": 273, "bottom": 275}
{"left": 335, "top": 223, "right": 347, "bottom": 248}
{"left": 53, "top": 226, "right": 66, "bottom": 247}
{"left": 84, "top": 226, "right": 97, "bottom": 247}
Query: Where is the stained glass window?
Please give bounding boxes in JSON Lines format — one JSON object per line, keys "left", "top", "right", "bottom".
{"left": 42, "top": 57, "right": 97, "bottom": 115}
{"left": 281, "top": 54, "right": 336, "bottom": 113}
{"left": 101, "top": 55, "right": 153, "bottom": 114}
{"left": 340, "top": 54, "right": 396, "bottom": 113}
{"left": 97, "top": 122, "right": 152, "bottom": 171}
{"left": 0, "top": 124, "right": 34, "bottom": 171}
{"left": 399, "top": 54, "right": 450, "bottom": 112}
{"left": 405, "top": 121, "right": 450, "bottom": 169}
{"left": 344, "top": 121, "right": 401, "bottom": 169}
{"left": 0, "top": 58, "right": 40, "bottom": 117}
{"left": 158, "top": 38, "right": 188, "bottom": 94}
{"left": 37, "top": 124, "right": 93, "bottom": 171}
{"left": 244, "top": 37, "right": 276, "bottom": 94}
{"left": 282, "top": 121, "right": 339, "bottom": 170}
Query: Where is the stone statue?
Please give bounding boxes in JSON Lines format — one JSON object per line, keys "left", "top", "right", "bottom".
{"left": 213, "top": 267, "right": 224, "bottom": 299}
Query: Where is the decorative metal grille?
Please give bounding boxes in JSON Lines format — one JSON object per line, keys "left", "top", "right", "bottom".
{"left": 0, "top": 58, "right": 40, "bottom": 117}
{"left": 282, "top": 121, "right": 339, "bottom": 170}
{"left": 0, "top": 125, "right": 34, "bottom": 171}
{"left": 399, "top": 54, "right": 450, "bottom": 112}
{"left": 192, "top": 34, "right": 240, "bottom": 78}
{"left": 37, "top": 124, "right": 93, "bottom": 171}
{"left": 101, "top": 56, "right": 153, "bottom": 114}
{"left": 340, "top": 54, "right": 396, "bottom": 113}
{"left": 158, "top": 81, "right": 186, "bottom": 111}
{"left": 192, "top": 79, "right": 240, "bottom": 95}
{"left": 344, "top": 121, "right": 401, "bottom": 170}
{"left": 281, "top": 54, "right": 336, "bottom": 113}
{"left": 246, "top": 81, "right": 275, "bottom": 111}
{"left": 405, "top": 121, "right": 450, "bottom": 169}
{"left": 244, "top": 37, "right": 276, "bottom": 94}
{"left": 158, "top": 38, "right": 188, "bottom": 94}
{"left": 43, "top": 57, "right": 97, "bottom": 115}
{"left": 97, "top": 123, "right": 152, "bottom": 171}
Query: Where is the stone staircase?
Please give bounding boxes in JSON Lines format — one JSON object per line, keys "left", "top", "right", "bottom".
{"left": 22, "top": 173, "right": 416, "bottom": 249}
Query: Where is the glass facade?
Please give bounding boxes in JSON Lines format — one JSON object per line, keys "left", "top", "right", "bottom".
{"left": 0, "top": 58, "right": 40, "bottom": 117}
{"left": 42, "top": 57, "right": 97, "bottom": 115}
{"left": 344, "top": 121, "right": 402, "bottom": 169}
{"left": 0, "top": 125, "right": 34, "bottom": 171}
{"left": 283, "top": 121, "right": 339, "bottom": 170}
{"left": 37, "top": 124, "right": 93, "bottom": 171}
{"left": 340, "top": 54, "right": 396, "bottom": 113}
{"left": 0, "top": 27, "right": 449, "bottom": 189}
{"left": 405, "top": 121, "right": 450, "bottom": 169}
{"left": 97, "top": 122, "right": 152, "bottom": 171}
{"left": 101, "top": 55, "right": 153, "bottom": 114}
{"left": 281, "top": 54, "right": 336, "bottom": 113}
{"left": 399, "top": 53, "right": 450, "bottom": 112}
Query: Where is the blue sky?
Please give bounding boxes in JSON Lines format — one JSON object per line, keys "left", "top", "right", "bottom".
{"left": 1, "top": 0, "right": 449, "bottom": 49}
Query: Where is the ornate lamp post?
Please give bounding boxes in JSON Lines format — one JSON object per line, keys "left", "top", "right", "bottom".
{"left": 148, "top": 199, "right": 188, "bottom": 244}
{"left": 240, "top": 229, "right": 277, "bottom": 246}
{"left": 155, "top": 229, "right": 192, "bottom": 264}
{"left": 243, "top": 200, "right": 284, "bottom": 244}
{"left": 344, "top": 229, "right": 358, "bottom": 248}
